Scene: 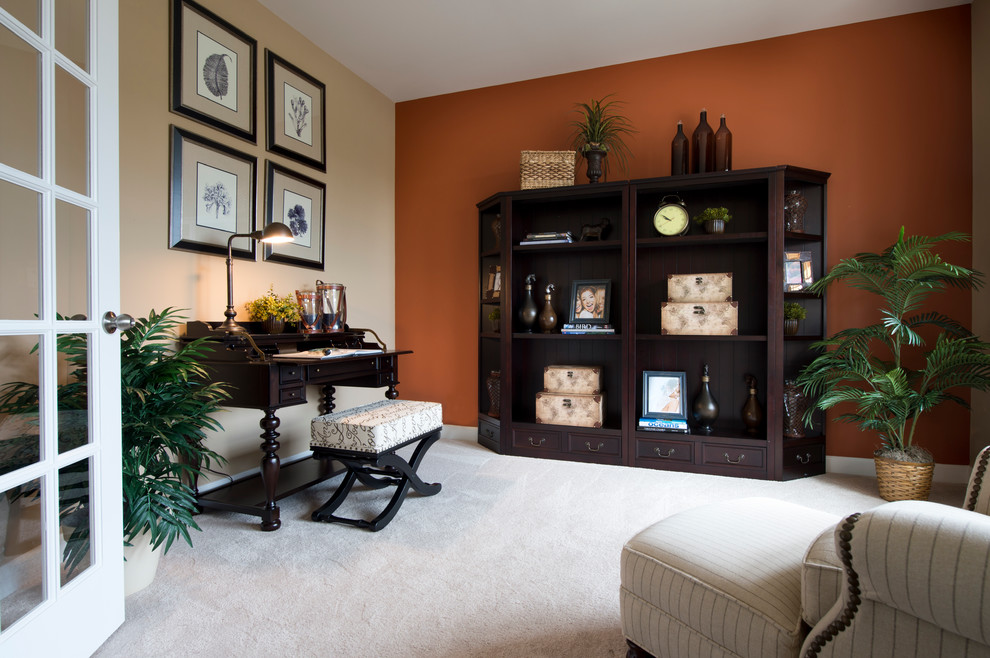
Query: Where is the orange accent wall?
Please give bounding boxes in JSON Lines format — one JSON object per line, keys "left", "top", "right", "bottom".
{"left": 395, "top": 7, "right": 973, "bottom": 464}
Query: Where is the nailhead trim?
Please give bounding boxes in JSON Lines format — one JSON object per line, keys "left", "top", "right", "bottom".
{"left": 804, "top": 513, "right": 863, "bottom": 656}
{"left": 965, "top": 449, "right": 990, "bottom": 511}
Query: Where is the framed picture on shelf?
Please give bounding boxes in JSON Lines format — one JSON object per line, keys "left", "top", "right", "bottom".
{"left": 265, "top": 49, "right": 326, "bottom": 172}
{"left": 642, "top": 371, "right": 688, "bottom": 420}
{"left": 263, "top": 160, "right": 326, "bottom": 270}
{"left": 482, "top": 265, "right": 501, "bottom": 302}
{"left": 168, "top": 125, "right": 257, "bottom": 259}
{"left": 784, "top": 250, "right": 814, "bottom": 291}
{"left": 170, "top": 0, "right": 256, "bottom": 142}
{"left": 568, "top": 279, "right": 611, "bottom": 325}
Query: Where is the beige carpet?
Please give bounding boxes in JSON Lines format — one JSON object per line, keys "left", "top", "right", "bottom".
{"left": 94, "top": 435, "right": 965, "bottom": 657}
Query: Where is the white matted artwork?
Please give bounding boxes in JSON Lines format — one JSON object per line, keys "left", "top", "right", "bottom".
{"left": 266, "top": 49, "right": 325, "bottom": 172}
{"left": 169, "top": 126, "right": 256, "bottom": 259}
{"left": 195, "top": 31, "right": 238, "bottom": 112}
{"left": 264, "top": 160, "right": 325, "bottom": 269}
{"left": 283, "top": 82, "right": 313, "bottom": 146}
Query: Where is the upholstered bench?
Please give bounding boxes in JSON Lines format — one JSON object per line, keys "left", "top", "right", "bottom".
{"left": 310, "top": 399, "right": 442, "bottom": 531}
{"left": 621, "top": 497, "right": 840, "bottom": 658}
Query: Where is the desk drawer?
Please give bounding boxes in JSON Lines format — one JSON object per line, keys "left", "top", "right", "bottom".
{"left": 279, "top": 386, "right": 305, "bottom": 405}
{"left": 512, "top": 428, "right": 561, "bottom": 452}
{"left": 279, "top": 364, "right": 303, "bottom": 384}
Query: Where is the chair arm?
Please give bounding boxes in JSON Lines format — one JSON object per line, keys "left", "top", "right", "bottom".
{"left": 964, "top": 445, "right": 990, "bottom": 515}
{"left": 843, "top": 500, "right": 990, "bottom": 646}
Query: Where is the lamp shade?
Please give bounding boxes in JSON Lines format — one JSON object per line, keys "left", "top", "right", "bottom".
{"left": 257, "top": 222, "right": 293, "bottom": 244}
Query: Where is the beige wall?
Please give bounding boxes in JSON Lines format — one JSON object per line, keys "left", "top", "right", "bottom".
{"left": 119, "top": 0, "right": 396, "bottom": 477}
{"left": 973, "top": 0, "right": 989, "bottom": 461}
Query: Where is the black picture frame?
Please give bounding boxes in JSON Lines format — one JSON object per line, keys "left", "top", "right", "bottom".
{"left": 170, "top": 0, "right": 257, "bottom": 143}
{"left": 264, "top": 160, "right": 326, "bottom": 270}
{"left": 642, "top": 371, "right": 688, "bottom": 420}
{"left": 568, "top": 279, "right": 611, "bottom": 325}
{"left": 266, "top": 49, "right": 327, "bottom": 172}
{"left": 168, "top": 126, "right": 257, "bottom": 259}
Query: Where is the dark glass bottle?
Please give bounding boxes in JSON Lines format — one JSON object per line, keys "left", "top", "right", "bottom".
{"left": 714, "top": 114, "right": 732, "bottom": 171}
{"left": 518, "top": 274, "right": 538, "bottom": 333}
{"left": 670, "top": 121, "right": 689, "bottom": 175}
{"left": 741, "top": 373, "right": 762, "bottom": 434}
{"left": 692, "top": 363, "right": 719, "bottom": 432}
{"left": 691, "top": 110, "right": 715, "bottom": 173}
{"left": 539, "top": 283, "right": 557, "bottom": 333}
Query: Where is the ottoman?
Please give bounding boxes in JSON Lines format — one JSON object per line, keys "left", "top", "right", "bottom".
{"left": 310, "top": 399, "right": 442, "bottom": 531}
{"left": 621, "top": 497, "right": 839, "bottom": 658}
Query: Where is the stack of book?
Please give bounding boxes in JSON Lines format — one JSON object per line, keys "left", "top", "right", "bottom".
{"left": 519, "top": 231, "right": 574, "bottom": 245}
{"left": 638, "top": 417, "right": 690, "bottom": 433}
{"left": 561, "top": 323, "right": 616, "bottom": 335}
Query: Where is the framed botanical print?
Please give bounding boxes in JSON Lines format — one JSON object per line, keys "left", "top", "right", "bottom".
{"left": 169, "top": 126, "right": 257, "bottom": 259}
{"left": 264, "top": 160, "right": 326, "bottom": 269}
{"left": 266, "top": 49, "right": 326, "bottom": 172}
{"left": 170, "top": 0, "right": 257, "bottom": 142}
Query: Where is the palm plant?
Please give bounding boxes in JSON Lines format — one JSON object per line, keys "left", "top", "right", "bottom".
{"left": 796, "top": 227, "right": 990, "bottom": 461}
{"left": 569, "top": 94, "right": 637, "bottom": 177}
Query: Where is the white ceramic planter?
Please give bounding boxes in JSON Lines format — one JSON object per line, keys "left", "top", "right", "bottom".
{"left": 123, "top": 531, "right": 162, "bottom": 596}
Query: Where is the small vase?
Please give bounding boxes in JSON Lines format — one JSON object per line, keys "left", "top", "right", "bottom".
{"left": 486, "top": 370, "right": 501, "bottom": 419}
{"left": 783, "top": 318, "right": 799, "bottom": 336}
{"left": 583, "top": 147, "right": 606, "bottom": 184}
{"left": 784, "top": 189, "right": 808, "bottom": 232}
{"left": 692, "top": 364, "right": 719, "bottom": 432}
{"left": 703, "top": 219, "right": 725, "bottom": 234}
{"left": 670, "top": 121, "right": 689, "bottom": 175}
{"left": 741, "top": 374, "right": 763, "bottom": 435}
{"left": 539, "top": 284, "right": 557, "bottom": 333}
{"left": 783, "top": 380, "right": 807, "bottom": 438}
{"left": 518, "top": 274, "right": 538, "bottom": 333}
{"left": 262, "top": 318, "right": 285, "bottom": 335}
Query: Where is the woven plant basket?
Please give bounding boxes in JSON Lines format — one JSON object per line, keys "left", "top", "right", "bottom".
{"left": 874, "top": 453, "right": 934, "bottom": 501}
{"left": 520, "top": 150, "right": 576, "bottom": 190}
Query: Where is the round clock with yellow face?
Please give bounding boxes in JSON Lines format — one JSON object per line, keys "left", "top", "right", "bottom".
{"left": 653, "top": 195, "right": 689, "bottom": 236}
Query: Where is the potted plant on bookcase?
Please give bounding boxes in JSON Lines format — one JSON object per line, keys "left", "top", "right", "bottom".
{"left": 796, "top": 228, "right": 990, "bottom": 501}
{"left": 569, "top": 94, "right": 636, "bottom": 183}
{"left": 783, "top": 301, "right": 806, "bottom": 336}
{"left": 693, "top": 207, "right": 732, "bottom": 235}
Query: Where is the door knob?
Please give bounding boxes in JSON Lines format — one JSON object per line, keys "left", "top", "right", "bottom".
{"left": 102, "top": 311, "right": 135, "bottom": 334}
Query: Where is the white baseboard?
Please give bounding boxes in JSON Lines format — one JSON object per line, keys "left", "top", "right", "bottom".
{"left": 826, "top": 455, "right": 971, "bottom": 484}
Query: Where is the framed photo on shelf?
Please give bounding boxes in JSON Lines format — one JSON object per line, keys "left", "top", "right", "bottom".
{"left": 168, "top": 125, "right": 257, "bottom": 259}
{"left": 170, "top": 0, "right": 257, "bottom": 142}
{"left": 264, "top": 160, "right": 326, "bottom": 270}
{"left": 482, "top": 265, "right": 501, "bottom": 302}
{"left": 784, "top": 250, "right": 814, "bottom": 291}
{"left": 266, "top": 49, "right": 326, "bottom": 172}
{"left": 568, "top": 279, "right": 611, "bottom": 325}
{"left": 642, "top": 371, "right": 688, "bottom": 420}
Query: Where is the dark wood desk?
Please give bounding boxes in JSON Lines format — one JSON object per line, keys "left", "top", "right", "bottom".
{"left": 184, "top": 322, "right": 411, "bottom": 531}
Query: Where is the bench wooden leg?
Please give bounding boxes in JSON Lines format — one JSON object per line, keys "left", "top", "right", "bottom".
{"left": 311, "top": 429, "right": 442, "bottom": 531}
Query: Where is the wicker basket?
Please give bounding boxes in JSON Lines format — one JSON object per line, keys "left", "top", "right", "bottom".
{"left": 874, "top": 454, "right": 934, "bottom": 501}
{"left": 520, "top": 150, "right": 576, "bottom": 190}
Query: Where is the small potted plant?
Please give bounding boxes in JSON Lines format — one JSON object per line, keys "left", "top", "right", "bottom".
{"left": 488, "top": 306, "right": 501, "bottom": 333}
{"left": 247, "top": 285, "right": 301, "bottom": 334}
{"left": 569, "top": 94, "right": 637, "bottom": 183}
{"left": 693, "top": 207, "right": 732, "bottom": 234}
{"left": 796, "top": 227, "right": 990, "bottom": 501}
{"left": 783, "top": 301, "right": 807, "bottom": 335}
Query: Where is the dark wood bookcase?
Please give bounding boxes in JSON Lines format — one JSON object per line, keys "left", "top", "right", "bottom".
{"left": 477, "top": 165, "right": 829, "bottom": 480}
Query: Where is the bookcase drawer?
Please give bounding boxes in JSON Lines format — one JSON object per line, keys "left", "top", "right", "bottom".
{"left": 512, "top": 428, "right": 561, "bottom": 452}
{"left": 701, "top": 444, "right": 765, "bottom": 470}
{"left": 636, "top": 436, "right": 693, "bottom": 464}
{"left": 567, "top": 433, "right": 621, "bottom": 457}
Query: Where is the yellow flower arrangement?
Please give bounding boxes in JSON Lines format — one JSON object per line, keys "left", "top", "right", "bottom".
{"left": 246, "top": 286, "right": 301, "bottom": 322}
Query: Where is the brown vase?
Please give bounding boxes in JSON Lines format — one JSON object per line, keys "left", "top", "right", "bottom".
{"left": 783, "top": 318, "right": 799, "bottom": 336}
{"left": 740, "top": 374, "right": 762, "bottom": 435}
{"left": 262, "top": 318, "right": 285, "bottom": 334}
{"left": 874, "top": 452, "right": 934, "bottom": 501}
{"left": 539, "top": 284, "right": 557, "bottom": 333}
{"left": 583, "top": 148, "right": 606, "bottom": 184}
{"left": 703, "top": 219, "right": 725, "bottom": 234}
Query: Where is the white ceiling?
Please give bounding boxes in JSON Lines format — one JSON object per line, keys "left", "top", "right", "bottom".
{"left": 258, "top": 0, "right": 968, "bottom": 102}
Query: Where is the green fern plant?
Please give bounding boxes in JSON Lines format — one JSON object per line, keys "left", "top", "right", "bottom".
{"left": 795, "top": 227, "right": 990, "bottom": 460}
{"left": 569, "top": 94, "right": 637, "bottom": 176}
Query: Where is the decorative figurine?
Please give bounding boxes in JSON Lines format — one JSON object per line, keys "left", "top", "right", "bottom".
{"left": 579, "top": 217, "right": 610, "bottom": 241}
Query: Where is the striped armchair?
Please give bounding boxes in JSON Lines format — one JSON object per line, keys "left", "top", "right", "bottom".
{"left": 621, "top": 446, "right": 990, "bottom": 658}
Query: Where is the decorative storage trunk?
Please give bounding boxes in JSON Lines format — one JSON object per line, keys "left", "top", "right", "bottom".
{"left": 535, "top": 392, "right": 605, "bottom": 428}
{"left": 667, "top": 272, "right": 733, "bottom": 303}
{"left": 544, "top": 365, "right": 602, "bottom": 395}
{"left": 661, "top": 301, "right": 739, "bottom": 335}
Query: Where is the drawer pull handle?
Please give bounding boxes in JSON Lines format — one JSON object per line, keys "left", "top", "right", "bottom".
{"left": 561, "top": 399, "right": 572, "bottom": 408}
{"left": 724, "top": 452, "right": 745, "bottom": 464}
{"left": 529, "top": 437, "right": 546, "bottom": 447}
{"left": 585, "top": 441, "right": 604, "bottom": 452}
{"left": 654, "top": 447, "right": 675, "bottom": 458}
{"left": 796, "top": 452, "right": 811, "bottom": 465}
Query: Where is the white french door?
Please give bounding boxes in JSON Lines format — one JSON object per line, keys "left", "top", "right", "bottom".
{"left": 0, "top": 0, "right": 124, "bottom": 654}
